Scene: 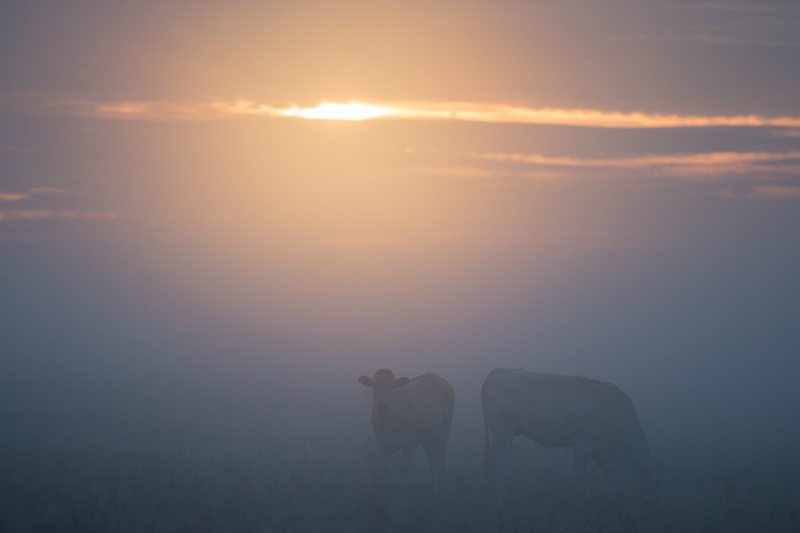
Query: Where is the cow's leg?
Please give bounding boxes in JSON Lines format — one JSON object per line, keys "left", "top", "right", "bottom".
{"left": 423, "top": 443, "right": 436, "bottom": 475}
{"left": 400, "top": 446, "right": 413, "bottom": 474}
{"left": 423, "top": 442, "right": 445, "bottom": 476}
{"left": 573, "top": 441, "right": 591, "bottom": 481}
{"left": 376, "top": 443, "right": 393, "bottom": 474}
{"left": 421, "top": 442, "right": 446, "bottom": 496}
{"left": 489, "top": 433, "right": 512, "bottom": 473}
{"left": 486, "top": 433, "right": 513, "bottom": 502}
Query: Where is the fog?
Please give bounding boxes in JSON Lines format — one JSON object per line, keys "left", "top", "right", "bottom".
{"left": 2, "top": 118, "right": 799, "bottom": 530}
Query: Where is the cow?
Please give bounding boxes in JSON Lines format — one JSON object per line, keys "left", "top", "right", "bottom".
{"left": 359, "top": 369, "right": 455, "bottom": 476}
{"left": 482, "top": 368, "right": 659, "bottom": 491}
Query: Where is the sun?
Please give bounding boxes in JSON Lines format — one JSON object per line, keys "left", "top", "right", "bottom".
{"left": 279, "top": 102, "right": 395, "bottom": 121}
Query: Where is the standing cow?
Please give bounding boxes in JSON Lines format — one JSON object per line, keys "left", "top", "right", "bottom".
{"left": 482, "top": 368, "right": 658, "bottom": 490}
{"left": 359, "top": 369, "right": 455, "bottom": 475}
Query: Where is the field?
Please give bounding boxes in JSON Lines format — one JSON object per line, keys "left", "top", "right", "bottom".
{"left": 2, "top": 442, "right": 797, "bottom": 532}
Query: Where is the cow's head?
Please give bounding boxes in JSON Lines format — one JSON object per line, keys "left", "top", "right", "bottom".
{"left": 358, "top": 369, "right": 410, "bottom": 417}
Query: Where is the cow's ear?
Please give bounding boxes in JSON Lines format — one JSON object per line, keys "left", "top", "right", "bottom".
{"left": 395, "top": 377, "right": 411, "bottom": 388}
{"left": 358, "top": 376, "right": 373, "bottom": 387}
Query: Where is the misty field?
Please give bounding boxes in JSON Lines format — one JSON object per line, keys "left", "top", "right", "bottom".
{"left": 1, "top": 443, "right": 797, "bottom": 532}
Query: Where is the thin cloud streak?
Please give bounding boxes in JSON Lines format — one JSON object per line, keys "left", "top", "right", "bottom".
{"left": 751, "top": 185, "right": 800, "bottom": 200}
{"left": 29, "top": 187, "right": 71, "bottom": 196}
{"left": 0, "top": 193, "right": 29, "bottom": 202}
{"left": 0, "top": 210, "right": 119, "bottom": 222}
{"left": 471, "top": 150, "right": 800, "bottom": 180}
{"left": 169, "top": 100, "right": 800, "bottom": 129}
{"left": 377, "top": 103, "right": 800, "bottom": 129}
{"left": 11, "top": 97, "right": 800, "bottom": 129}
{"left": 476, "top": 150, "right": 800, "bottom": 168}
{"left": 773, "top": 130, "right": 800, "bottom": 138}
{"left": 0, "top": 187, "right": 77, "bottom": 202}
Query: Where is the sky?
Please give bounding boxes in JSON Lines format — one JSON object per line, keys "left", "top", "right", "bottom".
{"left": 1, "top": 0, "right": 799, "bottom": 465}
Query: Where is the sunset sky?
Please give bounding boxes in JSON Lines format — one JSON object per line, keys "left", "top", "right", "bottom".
{"left": 2, "top": 1, "right": 799, "bottom": 459}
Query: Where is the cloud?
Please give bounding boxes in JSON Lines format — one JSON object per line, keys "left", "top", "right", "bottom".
{"left": 29, "top": 186, "right": 72, "bottom": 196}
{"left": 198, "top": 100, "right": 800, "bottom": 129}
{"left": 750, "top": 186, "right": 800, "bottom": 200}
{"left": 475, "top": 150, "right": 800, "bottom": 168}
{"left": 11, "top": 96, "right": 800, "bottom": 129}
{"left": 0, "top": 187, "right": 77, "bottom": 202}
{"left": 717, "top": 185, "right": 800, "bottom": 201}
{"left": 404, "top": 167, "right": 497, "bottom": 180}
{"left": 772, "top": 130, "right": 800, "bottom": 138}
{"left": 0, "top": 192, "right": 29, "bottom": 202}
{"left": 276, "top": 103, "right": 395, "bottom": 121}
{"left": 94, "top": 101, "right": 155, "bottom": 116}
{"left": 0, "top": 210, "right": 119, "bottom": 222}
{"left": 470, "top": 150, "right": 800, "bottom": 181}
{"left": 380, "top": 104, "right": 800, "bottom": 129}
{"left": 0, "top": 188, "right": 117, "bottom": 238}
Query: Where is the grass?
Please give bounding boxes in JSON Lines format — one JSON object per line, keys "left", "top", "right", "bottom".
{"left": 0, "top": 443, "right": 797, "bottom": 532}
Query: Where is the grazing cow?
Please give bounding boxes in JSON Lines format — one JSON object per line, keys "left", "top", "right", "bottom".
{"left": 359, "top": 369, "right": 455, "bottom": 475}
{"left": 482, "top": 368, "right": 658, "bottom": 489}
